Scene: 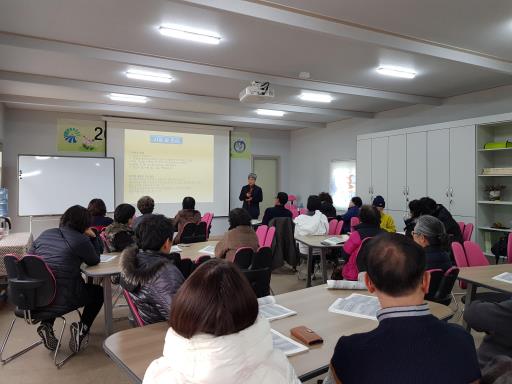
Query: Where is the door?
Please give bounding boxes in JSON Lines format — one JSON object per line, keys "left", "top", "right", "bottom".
{"left": 387, "top": 134, "right": 407, "bottom": 211}
{"left": 406, "top": 132, "right": 427, "bottom": 201}
{"left": 371, "top": 137, "right": 389, "bottom": 202}
{"left": 252, "top": 156, "right": 279, "bottom": 219}
{"left": 356, "top": 139, "right": 372, "bottom": 204}
{"left": 427, "top": 129, "right": 450, "bottom": 207}
{"left": 450, "top": 125, "right": 476, "bottom": 217}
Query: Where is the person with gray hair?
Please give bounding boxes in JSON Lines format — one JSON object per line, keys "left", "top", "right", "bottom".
{"left": 412, "top": 215, "right": 453, "bottom": 271}
{"left": 239, "top": 173, "right": 263, "bottom": 219}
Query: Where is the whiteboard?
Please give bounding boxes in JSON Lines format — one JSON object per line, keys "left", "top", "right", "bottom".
{"left": 18, "top": 155, "right": 115, "bottom": 216}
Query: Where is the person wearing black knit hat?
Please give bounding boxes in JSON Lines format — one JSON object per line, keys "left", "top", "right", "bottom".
{"left": 372, "top": 195, "right": 396, "bottom": 233}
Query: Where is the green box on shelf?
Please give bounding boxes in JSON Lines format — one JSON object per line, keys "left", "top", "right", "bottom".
{"left": 484, "top": 141, "right": 512, "bottom": 149}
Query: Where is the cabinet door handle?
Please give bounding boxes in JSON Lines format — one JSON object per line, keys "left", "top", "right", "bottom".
{"left": 450, "top": 188, "right": 454, "bottom": 197}
{"left": 445, "top": 189, "right": 449, "bottom": 197}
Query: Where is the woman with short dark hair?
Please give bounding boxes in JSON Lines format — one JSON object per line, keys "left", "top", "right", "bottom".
{"left": 173, "top": 196, "right": 201, "bottom": 244}
{"left": 30, "top": 205, "right": 103, "bottom": 353}
{"left": 319, "top": 192, "right": 337, "bottom": 218}
{"left": 133, "top": 195, "right": 156, "bottom": 230}
{"left": 104, "top": 204, "right": 136, "bottom": 252}
{"left": 87, "top": 198, "right": 113, "bottom": 227}
{"left": 339, "top": 196, "right": 363, "bottom": 234}
{"left": 214, "top": 208, "right": 258, "bottom": 261}
{"left": 143, "top": 259, "right": 300, "bottom": 384}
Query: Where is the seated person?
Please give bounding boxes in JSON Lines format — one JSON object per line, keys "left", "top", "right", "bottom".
{"left": 30, "top": 205, "right": 103, "bottom": 353}
{"left": 87, "top": 198, "right": 113, "bottom": 227}
{"left": 215, "top": 208, "right": 259, "bottom": 262}
{"left": 325, "top": 233, "right": 481, "bottom": 384}
{"left": 133, "top": 195, "right": 155, "bottom": 230}
{"left": 120, "top": 215, "right": 184, "bottom": 324}
{"left": 464, "top": 298, "right": 512, "bottom": 368}
{"left": 319, "top": 192, "right": 337, "bottom": 218}
{"left": 262, "top": 192, "right": 292, "bottom": 225}
{"left": 173, "top": 196, "right": 201, "bottom": 244}
{"left": 404, "top": 199, "right": 421, "bottom": 237}
{"left": 338, "top": 196, "right": 362, "bottom": 234}
{"left": 419, "top": 197, "right": 463, "bottom": 243}
{"left": 294, "top": 195, "right": 329, "bottom": 255}
{"left": 104, "top": 203, "right": 136, "bottom": 252}
{"left": 143, "top": 259, "right": 300, "bottom": 384}
{"left": 372, "top": 195, "right": 396, "bottom": 233}
{"left": 412, "top": 215, "right": 453, "bottom": 271}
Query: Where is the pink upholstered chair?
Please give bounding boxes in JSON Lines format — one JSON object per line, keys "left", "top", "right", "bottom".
{"left": 451, "top": 242, "right": 468, "bottom": 268}
{"left": 123, "top": 290, "right": 145, "bottom": 327}
{"left": 462, "top": 223, "right": 474, "bottom": 242}
{"left": 328, "top": 219, "right": 338, "bottom": 235}
{"left": 350, "top": 217, "right": 360, "bottom": 232}
{"left": 256, "top": 225, "right": 269, "bottom": 247}
{"left": 335, "top": 220, "right": 344, "bottom": 235}
{"left": 288, "top": 195, "right": 297, "bottom": 206}
{"left": 264, "top": 227, "right": 276, "bottom": 248}
{"left": 463, "top": 241, "right": 489, "bottom": 267}
{"left": 457, "top": 222, "right": 465, "bottom": 236}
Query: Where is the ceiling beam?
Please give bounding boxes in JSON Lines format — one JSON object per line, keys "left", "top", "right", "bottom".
{"left": 0, "top": 94, "right": 324, "bottom": 129}
{"left": 0, "top": 70, "right": 373, "bottom": 119}
{"left": 181, "top": 0, "right": 512, "bottom": 75}
{"left": 0, "top": 32, "right": 442, "bottom": 105}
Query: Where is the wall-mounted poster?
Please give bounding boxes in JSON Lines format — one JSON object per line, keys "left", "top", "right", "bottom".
{"left": 57, "top": 119, "right": 106, "bottom": 153}
{"left": 230, "top": 132, "right": 251, "bottom": 159}
{"left": 330, "top": 160, "right": 356, "bottom": 209}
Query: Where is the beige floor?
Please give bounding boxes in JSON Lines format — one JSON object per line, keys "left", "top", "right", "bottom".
{"left": 0, "top": 269, "right": 482, "bottom": 384}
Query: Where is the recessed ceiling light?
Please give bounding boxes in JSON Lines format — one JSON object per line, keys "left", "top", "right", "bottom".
{"left": 108, "top": 93, "right": 148, "bottom": 103}
{"left": 126, "top": 69, "right": 173, "bottom": 83}
{"left": 376, "top": 66, "right": 417, "bottom": 79}
{"left": 256, "top": 109, "right": 285, "bottom": 117}
{"left": 299, "top": 92, "right": 333, "bottom": 103}
{"left": 159, "top": 24, "right": 221, "bottom": 45}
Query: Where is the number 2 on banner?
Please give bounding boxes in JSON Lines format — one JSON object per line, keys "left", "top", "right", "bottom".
{"left": 94, "top": 126, "right": 105, "bottom": 141}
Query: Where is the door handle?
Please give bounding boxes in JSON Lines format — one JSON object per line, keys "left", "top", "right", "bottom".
{"left": 450, "top": 187, "right": 454, "bottom": 197}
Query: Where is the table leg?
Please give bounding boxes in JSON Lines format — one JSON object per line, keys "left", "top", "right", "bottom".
{"left": 306, "top": 247, "right": 313, "bottom": 288}
{"left": 462, "top": 282, "right": 476, "bottom": 331}
{"left": 320, "top": 249, "right": 327, "bottom": 284}
{"left": 102, "top": 276, "right": 113, "bottom": 336}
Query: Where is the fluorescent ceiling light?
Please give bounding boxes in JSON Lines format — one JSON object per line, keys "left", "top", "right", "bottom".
{"left": 299, "top": 92, "right": 333, "bottom": 103}
{"left": 108, "top": 93, "right": 148, "bottom": 103}
{"left": 159, "top": 24, "right": 221, "bottom": 45}
{"left": 126, "top": 69, "right": 173, "bottom": 83}
{"left": 256, "top": 109, "right": 285, "bottom": 117}
{"left": 376, "top": 66, "right": 417, "bottom": 79}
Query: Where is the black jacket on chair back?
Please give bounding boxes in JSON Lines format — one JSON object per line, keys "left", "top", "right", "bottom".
{"left": 29, "top": 227, "right": 101, "bottom": 316}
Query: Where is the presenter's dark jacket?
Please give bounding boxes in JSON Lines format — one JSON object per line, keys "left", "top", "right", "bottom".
{"left": 239, "top": 184, "right": 263, "bottom": 219}
{"left": 262, "top": 205, "right": 292, "bottom": 225}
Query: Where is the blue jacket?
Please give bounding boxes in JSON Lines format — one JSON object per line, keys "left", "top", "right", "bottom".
{"left": 339, "top": 206, "right": 360, "bottom": 233}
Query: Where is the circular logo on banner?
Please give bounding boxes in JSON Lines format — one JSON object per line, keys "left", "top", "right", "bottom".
{"left": 233, "top": 139, "right": 247, "bottom": 153}
{"left": 63, "top": 127, "right": 81, "bottom": 143}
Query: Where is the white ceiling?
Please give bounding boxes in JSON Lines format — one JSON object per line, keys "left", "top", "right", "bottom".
{"left": 0, "top": 0, "right": 511, "bottom": 129}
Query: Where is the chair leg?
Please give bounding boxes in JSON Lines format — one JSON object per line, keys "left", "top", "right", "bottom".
{"left": 0, "top": 317, "right": 43, "bottom": 365}
{"left": 451, "top": 292, "right": 465, "bottom": 321}
{"left": 53, "top": 316, "right": 76, "bottom": 368}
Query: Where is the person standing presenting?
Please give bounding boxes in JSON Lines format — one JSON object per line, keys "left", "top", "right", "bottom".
{"left": 239, "top": 173, "right": 263, "bottom": 219}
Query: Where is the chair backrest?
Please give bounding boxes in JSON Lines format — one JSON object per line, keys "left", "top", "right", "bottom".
{"left": 463, "top": 223, "right": 474, "bottom": 242}
{"left": 288, "top": 194, "right": 297, "bottom": 205}
{"left": 181, "top": 222, "right": 208, "bottom": 244}
{"left": 342, "top": 237, "right": 373, "bottom": 280}
{"left": 99, "top": 231, "right": 112, "bottom": 253}
{"left": 264, "top": 226, "right": 276, "bottom": 248}
{"left": 451, "top": 242, "right": 468, "bottom": 267}
{"left": 457, "top": 222, "right": 465, "bottom": 236}
{"left": 508, "top": 233, "right": 512, "bottom": 264}
{"left": 256, "top": 225, "right": 269, "bottom": 247}
{"left": 328, "top": 219, "right": 338, "bottom": 235}
{"left": 205, "top": 212, "right": 214, "bottom": 238}
{"left": 464, "top": 241, "right": 489, "bottom": 267}
{"left": 4, "top": 255, "right": 56, "bottom": 311}
{"left": 122, "top": 289, "right": 145, "bottom": 327}
{"left": 335, "top": 220, "right": 344, "bottom": 235}
{"left": 242, "top": 268, "right": 271, "bottom": 298}
{"left": 233, "top": 247, "right": 255, "bottom": 269}
{"left": 299, "top": 208, "right": 308, "bottom": 215}
{"left": 251, "top": 247, "right": 273, "bottom": 270}
{"left": 425, "top": 269, "right": 444, "bottom": 300}
{"left": 350, "top": 217, "right": 360, "bottom": 232}
{"left": 434, "top": 267, "right": 460, "bottom": 305}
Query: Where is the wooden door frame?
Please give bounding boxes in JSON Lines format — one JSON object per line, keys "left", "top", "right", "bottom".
{"left": 251, "top": 155, "right": 281, "bottom": 191}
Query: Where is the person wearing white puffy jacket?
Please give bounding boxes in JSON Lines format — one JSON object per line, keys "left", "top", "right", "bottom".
{"left": 143, "top": 258, "right": 300, "bottom": 384}
{"left": 294, "top": 195, "right": 329, "bottom": 255}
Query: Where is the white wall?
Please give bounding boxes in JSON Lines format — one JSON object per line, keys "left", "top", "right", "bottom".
{"left": 290, "top": 84, "right": 512, "bottom": 204}
{"left": 4, "top": 108, "right": 290, "bottom": 237}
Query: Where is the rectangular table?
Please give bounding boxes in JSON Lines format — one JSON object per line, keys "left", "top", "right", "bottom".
{"left": 294, "top": 234, "right": 349, "bottom": 287}
{"left": 458, "top": 264, "right": 512, "bottom": 328}
{"left": 0, "top": 232, "right": 34, "bottom": 281}
{"left": 104, "top": 285, "right": 453, "bottom": 383}
{"left": 81, "top": 240, "right": 218, "bottom": 336}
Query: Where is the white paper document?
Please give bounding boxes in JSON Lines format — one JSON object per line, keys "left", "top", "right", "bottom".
{"left": 327, "top": 272, "right": 367, "bottom": 290}
{"left": 321, "top": 237, "right": 344, "bottom": 245}
{"left": 170, "top": 245, "right": 183, "bottom": 253}
{"left": 100, "top": 254, "right": 117, "bottom": 263}
{"left": 328, "top": 293, "right": 380, "bottom": 320}
{"left": 492, "top": 272, "right": 512, "bottom": 284}
{"left": 258, "top": 296, "right": 297, "bottom": 321}
{"left": 271, "top": 329, "right": 308, "bottom": 356}
{"left": 199, "top": 245, "right": 216, "bottom": 255}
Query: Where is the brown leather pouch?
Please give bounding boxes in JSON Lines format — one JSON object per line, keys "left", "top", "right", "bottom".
{"left": 290, "top": 326, "right": 324, "bottom": 346}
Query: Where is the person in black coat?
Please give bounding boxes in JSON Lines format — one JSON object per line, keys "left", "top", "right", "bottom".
{"left": 87, "top": 198, "right": 113, "bottom": 227}
{"left": 262, "top": 192, "right": 292, "bottom": 225}
{"left": 338, "top": 196, "right": 363, "bottom": 233}
{"left": 30, "top": 205, "right": 103, "bottom": 353}
{"left": 412, "top": 215, "right": 453, "bottom": 272}
{"left": 404, "top": 199, "right": 422, "bottom": 238}
{"left": 239, "top": 173, "right": 263, "bottom": 220}
{"left": 319, "top": 192, "right": 337, "bottom": 218}
{"left": 419, "top": 197, "right": 463, "bottom": 244}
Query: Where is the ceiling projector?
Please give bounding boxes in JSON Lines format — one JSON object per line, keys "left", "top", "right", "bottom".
{"left": 239, "top": 81, "right": 275, "bottom": 103}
